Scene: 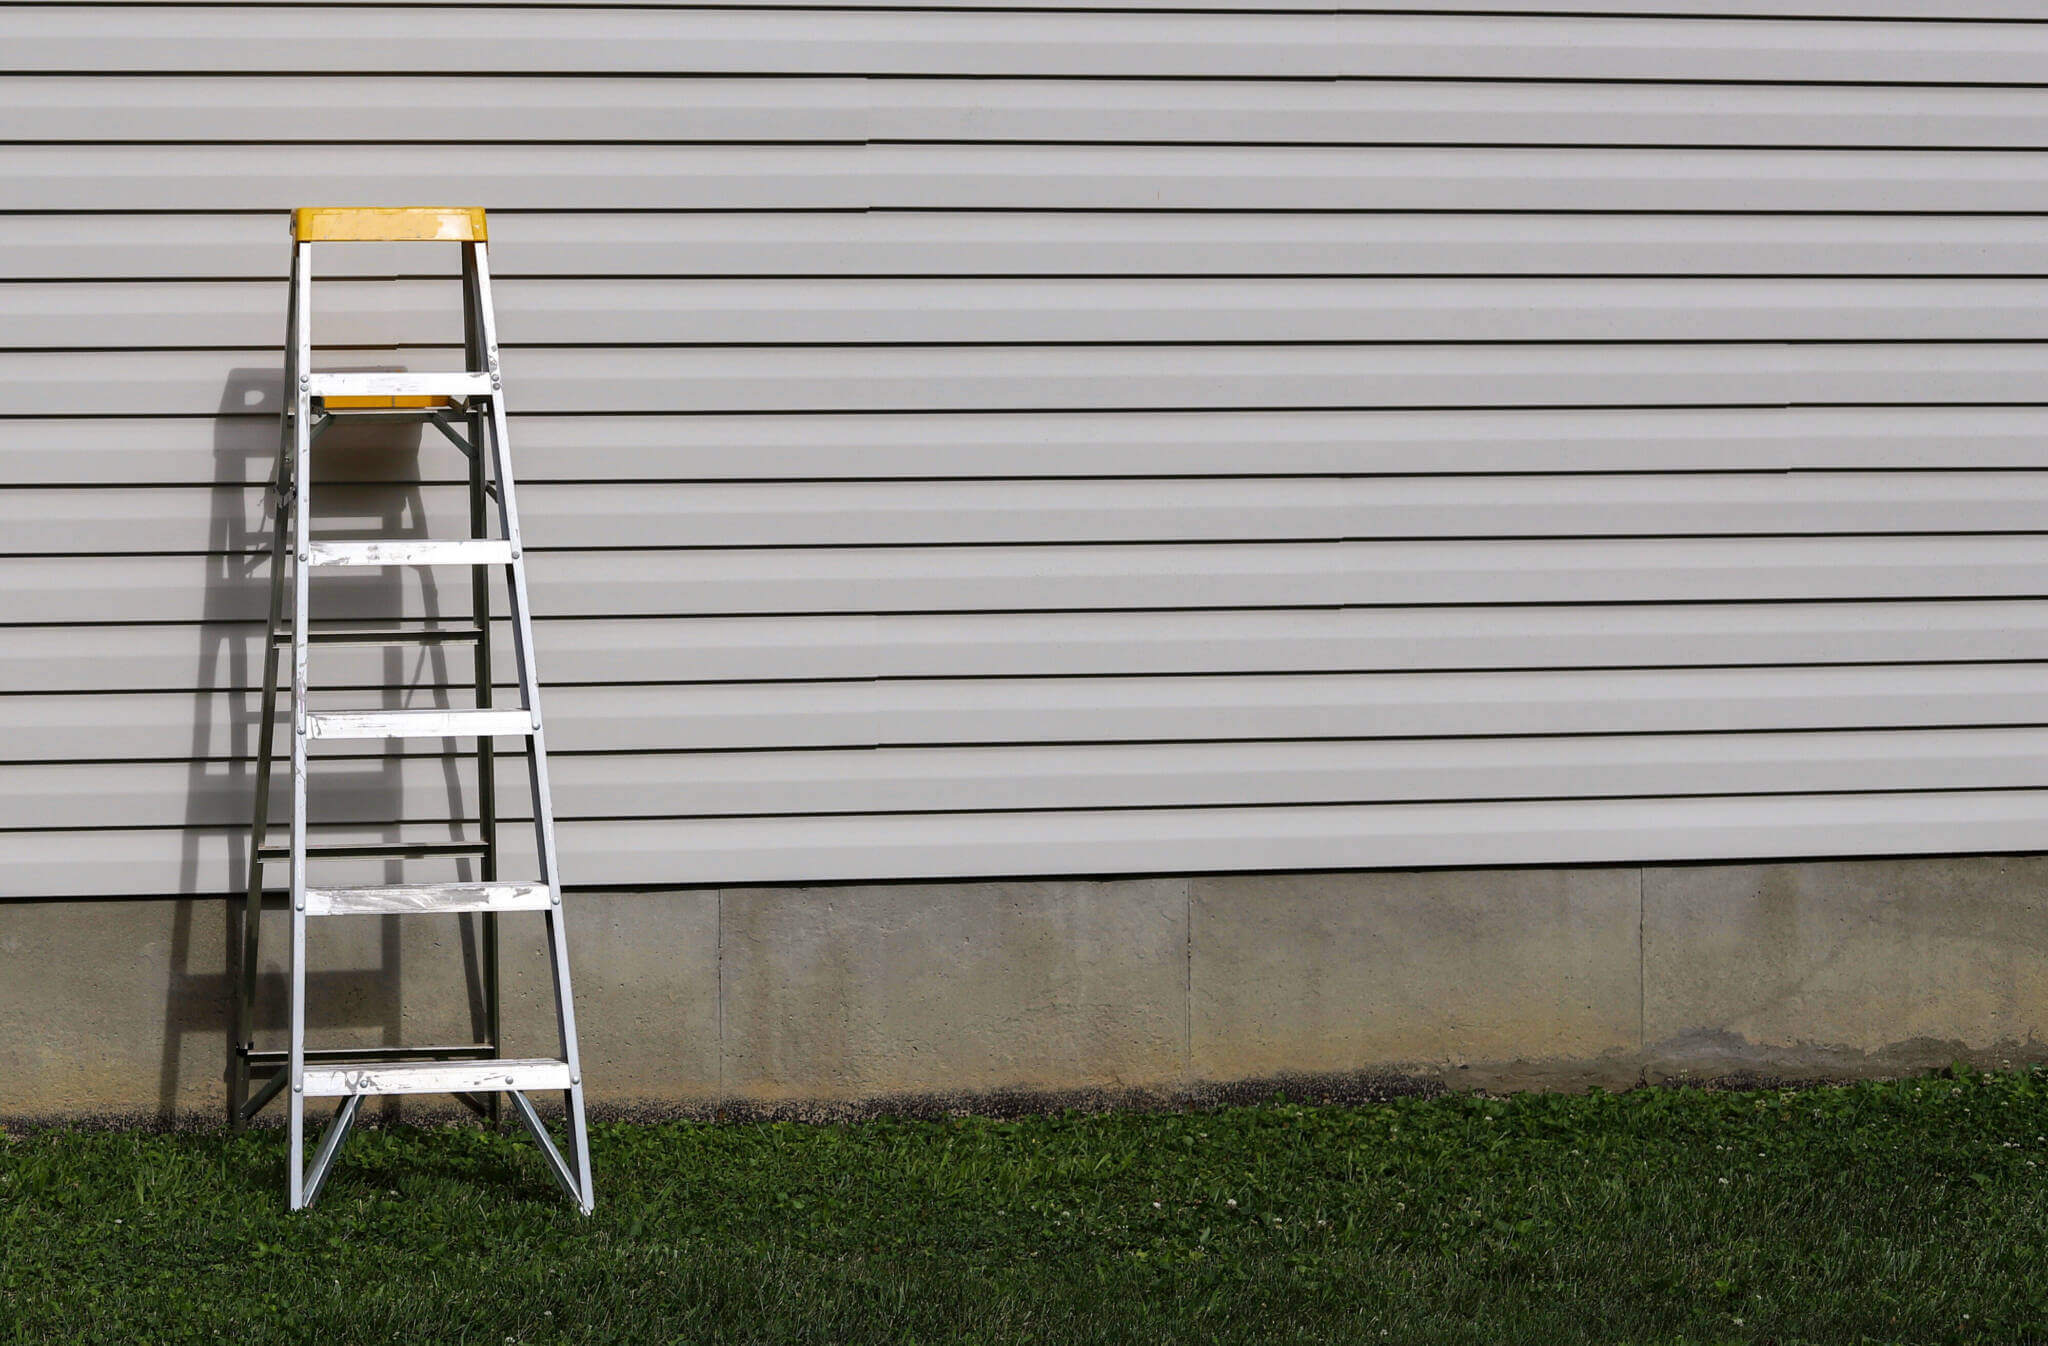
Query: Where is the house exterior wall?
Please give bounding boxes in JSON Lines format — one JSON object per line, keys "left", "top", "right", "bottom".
{"left": 5, "top": 3, "right": 2048, "bottom": 1113}
{"left": 11, "top": 857, "right": 2048, "bottom": 1122}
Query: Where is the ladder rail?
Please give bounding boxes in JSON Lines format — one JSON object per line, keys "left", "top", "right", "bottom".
{"left": 287, "top": 239, "right": 315, "bottom": 1211}
{"left": 472, "top": 238, "right": 595, "bottom": 1214}
{"left": 462, "top": 246, "right": 505, "bottom": 1116}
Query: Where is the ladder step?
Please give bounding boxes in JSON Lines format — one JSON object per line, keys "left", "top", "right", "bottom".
{"left": 295, "top": 207, "right": 487, "bottom": 244}
{"left": 304, "top": 881, "right": 552, "bottom": 917}
{"left": 273, "top": 624, "right": 485, "bottom": 645}
{"left": 257, "top": 839, "right": 489, "bottom": 862}
{"left": 307, "top": 372, "right": 493, "bottom": 401}
{"left": 302, "top": 1057, "right": 572, "bottom": 1098}
{"left": 307, "top": 399, "right": 457, "bottom": 415}
{"left": 305, "top": 708, "right": 534, "bottom": 740}
{"left": 308, "top": 540, "right": 514, "bottom": 568}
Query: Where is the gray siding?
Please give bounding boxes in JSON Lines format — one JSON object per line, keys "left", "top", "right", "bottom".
{"left": 4, "top": 2, "right": 2046, "bottom": 898}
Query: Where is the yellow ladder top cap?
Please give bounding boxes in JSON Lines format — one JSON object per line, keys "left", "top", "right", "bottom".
{"left": 292, "top": 207, "right": 487, "bottom": 242}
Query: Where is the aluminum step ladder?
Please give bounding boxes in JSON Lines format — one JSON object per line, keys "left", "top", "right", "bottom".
{"left": 230, "top": 207, "right": 593, "bottom": 1214}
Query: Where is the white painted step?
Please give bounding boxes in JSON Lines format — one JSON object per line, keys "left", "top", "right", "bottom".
{"left": 303, "top": 708, "right": 534, "bottom": 740}
{"left": 301, "top": 1058, "right": 572, "bottom": 1098}
{"left": 307, "top": 539, "right": 513, "bottom": 568}
{"left": 306, "top": 372, "right": 492, "bottom": 399}
{"left": 303, "top": 881, "right": 553, "bottom": 917}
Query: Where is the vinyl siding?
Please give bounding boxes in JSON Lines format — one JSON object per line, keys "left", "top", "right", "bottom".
{"left": 3, "top": 2, "right": 2045, "bottom": 899}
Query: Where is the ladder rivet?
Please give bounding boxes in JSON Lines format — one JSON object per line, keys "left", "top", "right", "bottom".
{"left": 298, "top": 373, "right": 309, "bottom": 387}
{"left": 292, "top": 1082, "right": 302, "bottom": 1093}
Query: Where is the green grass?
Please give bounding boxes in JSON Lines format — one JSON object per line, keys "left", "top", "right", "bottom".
{"left": 7, "top": 1069, "right": 2048, "bottom": 1344}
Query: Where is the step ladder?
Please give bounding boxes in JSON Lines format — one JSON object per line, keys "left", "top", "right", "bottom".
{"left": 229, "top": 207, "right": 593, "bottom": 1214}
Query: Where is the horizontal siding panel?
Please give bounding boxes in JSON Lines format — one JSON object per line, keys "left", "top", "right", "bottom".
{"left": 15, "top": 728, "right": 2048, "bottom": 830}
{"left": 0, "top": 75, "right": 872, "bottom": 144}
{"left": 26, "top": 278, "right": 2048, "bottom": 350}
{"left": 11, "top": 344, "right": 2048, "bottom": 417}
{"left": 16, "top": 145, "right": 2048, "bottom": 213}
{"left": 1367, "top": 1, "right": 2048, "bottom": 12}
{"left": 13, "top": 473, "right": 2048, "bottom": 556}
{"left": 14, "top": 214, "right": 2048, "bottom": 283}
{"left": 12, "top": 408, "right": 2048, "bottom": 487}
{"left": 71, "top": 1, "right": 2048, "bottom": 15}
{"left": 19, "top": 77, "right": 2048, "bottom": 148}
{"left": 1302, "top": 2, "right": 2048, "bottom": 14}
{"left": 13, "top": 537, "right": 2048, "bottom": 625}
{"left": 13, "top": 601, "right": 2048, "bottom": 695}
{"left": 13, "top": 10, "right": 2048, "bottom": 84}
{"left": 9, "top": 664, "right": 2048, "bottom": 762}
{"left": 8, "top": 7, "right": 1338, "bottom": 78}
{"left": 16, "top": 790, "right": 2048, "bottom": 899}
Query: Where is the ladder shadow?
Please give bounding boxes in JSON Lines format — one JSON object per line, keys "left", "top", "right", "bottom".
{"left": 166, "top": 365, "right": 491, "bottom": 1123}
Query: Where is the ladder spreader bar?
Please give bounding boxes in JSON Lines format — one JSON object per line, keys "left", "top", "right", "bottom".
{"left": 272, "top": 624, "right": 486, "bottom": 645}
{"left": 241, "top": 1043, "right": 500, "bottom": 1066}
{"left": 256, "top": 839, "right": 489, "bottom": 862}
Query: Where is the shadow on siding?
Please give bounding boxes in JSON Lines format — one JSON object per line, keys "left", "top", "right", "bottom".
{"left": 156, "top": 364, "right": 493, "bottom": 1122}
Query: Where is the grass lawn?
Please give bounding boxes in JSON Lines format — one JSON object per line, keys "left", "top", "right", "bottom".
{"left": 6, "top": 1069, "right": 2048, "bottom": 1344}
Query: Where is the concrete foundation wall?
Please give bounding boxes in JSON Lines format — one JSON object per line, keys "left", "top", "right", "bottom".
{"left": 7, "top": 855, "right": 2047, "bottom": 1122}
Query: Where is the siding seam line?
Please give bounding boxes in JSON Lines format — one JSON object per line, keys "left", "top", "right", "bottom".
{"left": 1636, "top": 864, "right": 1648, "bottom": 1079}
{"left": 1183, "top": 876, "right": 1193, "bottom": 1087}
{"left": 716, "top": 886, "right": 726, "bottom": 1105}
